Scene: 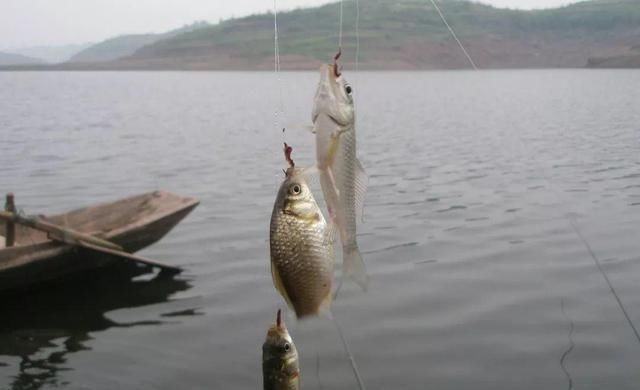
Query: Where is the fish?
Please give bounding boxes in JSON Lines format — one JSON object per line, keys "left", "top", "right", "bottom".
{"left": 311, "top": 61, "right": 369, "bottom": 291}
{"left": 262, "top": 309, "right": 300, "bottom": 390}
{"left": 270, "top": 165, "right": 335, "bottom": 318}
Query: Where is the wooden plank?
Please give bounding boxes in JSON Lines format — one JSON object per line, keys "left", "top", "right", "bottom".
{"left": 0, "top": 212, "right": 181, "bottom": 273}
{"left": 0, "top": 211, "right": 122, "bottom": 251}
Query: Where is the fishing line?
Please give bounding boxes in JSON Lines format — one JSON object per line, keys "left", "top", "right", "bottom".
{"left": 332, "top": 315, "right": 367, "bottom": 390}
{"left": 333, "top": 0, "right": 363, "bottom": 302}
{"left": 509, "top": 134, "right": 640, "bottom": 344}
{"left": 273, "top": 0, "right": 286, "bottom": 146}
{"left": 355, "top": 0, "right": 360, "bottom": 74}
{"left": 315, "top": 353, "right": 324, "bottom": 390}
{"left": 331, "top": 5, "right": 366, "bottom": 387}
{"left": 501, "top": 113, "right": 640, "bottom": 344}
{"left": 428, "top": 0, "right": 478, "bottom": 70}
{"left": 338, "top": 0, "right": 344, "bottom": 49}
{"left": 559, "top": 298, "right": 575, "bottom": 390}
{"left": 568, "top": 216, "right": 640, "bottom": 343}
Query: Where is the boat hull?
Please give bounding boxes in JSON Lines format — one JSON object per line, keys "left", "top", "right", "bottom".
{"left": 0, "top": 191, "right": 198, "bottom": 293}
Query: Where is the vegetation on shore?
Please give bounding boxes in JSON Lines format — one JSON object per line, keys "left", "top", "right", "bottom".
{"left": 3, "top": 0, "right": 639, "bottom": 70}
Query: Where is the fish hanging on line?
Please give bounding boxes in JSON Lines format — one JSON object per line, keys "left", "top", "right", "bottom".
{"left": 270, "top": 143, "right": 335, "bottom": 318}
{"left": 262, "top": 309, "right": 300, "bottom": 390}
{"left": 310, "top": 51, "right": 369, "bottom": 291}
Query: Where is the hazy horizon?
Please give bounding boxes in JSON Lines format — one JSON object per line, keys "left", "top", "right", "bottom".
{"left": 2, "top": 0, "right": 588, "bottom": 52}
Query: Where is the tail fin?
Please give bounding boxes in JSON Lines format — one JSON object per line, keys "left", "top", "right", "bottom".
{"left": 343, "top": 244, "right": 368, "bottom": 291}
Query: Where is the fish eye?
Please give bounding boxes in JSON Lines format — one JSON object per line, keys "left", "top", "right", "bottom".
{"left": 283, "top": 343, "right": 291, "bottom": 352}
{"left": 289, "top": 184, "right": 302, "bottom": 195}
{"left": 345, "top": 84, "right": 353, "bottom": 95}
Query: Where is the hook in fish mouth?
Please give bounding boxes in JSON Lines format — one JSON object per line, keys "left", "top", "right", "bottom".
{"left": 333, "top": 48, "right": 342, "bottom": 78}
{"left": 276, "top": 308, "right": 282, "bottom": 327}
{"left": 284, "top": 143, "right": 295, "bottom": 168}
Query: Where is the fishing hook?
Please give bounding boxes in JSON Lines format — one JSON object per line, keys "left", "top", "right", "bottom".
{"left": 333, "top": 48, "right": 342, "bottom": 78}
{"left": 284, "top": 143, "right": 295, "bottom": 168}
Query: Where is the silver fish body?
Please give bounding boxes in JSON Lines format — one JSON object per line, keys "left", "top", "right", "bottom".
{"left": 263, "top": 310, "right": 300, "bottom": 390}
{"left": 312, "top": 64, "right": 368, "bottom": 290}
{"left": 270, "top": 167, "right": 335, "bottom": 318}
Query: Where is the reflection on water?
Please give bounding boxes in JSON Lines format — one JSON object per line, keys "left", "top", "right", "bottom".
{"left": 0, "top": 264, "right": 196, "bottom": 390}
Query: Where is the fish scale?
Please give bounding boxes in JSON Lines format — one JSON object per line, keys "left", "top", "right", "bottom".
{"left": 312, "top": 63, "right": 369, "bottom": 290}
{"left": 336, "top": 126, "right": 359, "bottom": 247}
{"left": 270, "top": 168, "right": 335, "bottom": 318}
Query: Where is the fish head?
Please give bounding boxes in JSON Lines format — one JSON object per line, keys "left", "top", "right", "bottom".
{"left": 312, "top": 64, "right": 354, "bottom": 128}
{"left": 262, "top": 309, "right": 299, "bottom": 367}
{"left": 277, "top": 168, "right": 323, "bottom": 221}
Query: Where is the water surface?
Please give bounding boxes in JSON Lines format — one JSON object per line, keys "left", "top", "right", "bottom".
{"left": 1, "top": 70, "right": 639, "bottom": 389}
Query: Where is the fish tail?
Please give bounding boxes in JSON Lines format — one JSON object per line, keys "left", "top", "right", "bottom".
{"left": 343, "top": 243, "right": 368, "bottom": 291}
{"left": 316, "top": 291, "right": 334, "bottom": 320}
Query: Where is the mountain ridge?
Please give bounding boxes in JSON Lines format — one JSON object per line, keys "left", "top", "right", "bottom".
{"left": 3, "top": 0, "right": 639, "bottom": 70}
{"left": 68, "top": 21, "right": 211, "bottom": 63}
{"left": 13, "top": 43, "right": 93, "bottom": 63}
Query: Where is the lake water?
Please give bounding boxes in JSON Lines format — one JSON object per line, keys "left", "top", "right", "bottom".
{"left": 0, "top": 70, "right": 639, "bottom": 390}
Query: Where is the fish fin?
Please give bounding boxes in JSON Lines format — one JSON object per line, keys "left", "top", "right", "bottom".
{"left": 320, "top": 167, "right": 342, "bottom": 223}
{"left": 317, "top": 291, "right": 334, "bottom": 319}
{"left": 343, "top": 244, "right": 368, "bottom": 292}
{"left": 324, "top": 222, "right": 337, "bottom": 246}
{"left": 327, "top": 130, "right": 344, "bottom": 164}
{"left": 271, "top": 261, "right": 294, "bottom": 310}
{"left": 301, "top": 165, "right": 321, "bottom": 188}
{"left": 284, "top": 122, "right": 315, "bottom": 134}
{"left": 332, "top": 272, "right": 345, "bottom": 301}
{"left": 354, "top": 158, "right": 369, "bottom": 223}
{"left": 302, "top": 165, "right": 319, "bottom": 177}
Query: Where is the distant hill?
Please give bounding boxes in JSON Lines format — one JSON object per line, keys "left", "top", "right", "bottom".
{"left": 0, "top": 52, "right": 45, "bottom": 66}
{"left": 3, "top": 0, "right": 640, "bottom": 70}
{"left": 588, "top": 43, "right": 640, "bottom": 68}
{"left": 115, "top": 0, "right": 640, "bottom": 70}
{"left": 588, "top": 54, "right": 640, "bottom": 67}
{"left": 68, "top": 21, "right": 211, "bottom": 63}
{"left": 68, "top": 34, "right": 160, "bottom": 63}
{"left": 14, "top": 43, "right": 93, "bottom": 63}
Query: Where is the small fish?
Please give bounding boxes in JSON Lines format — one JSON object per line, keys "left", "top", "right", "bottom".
{"left": 270, "top": 165, "right": 335, "bottom": 318}
{"left": 311, "top": 61, "right": 369, "bottom": 290}
{"left": 263, "top": 309, "right": 300, "bottom": 390}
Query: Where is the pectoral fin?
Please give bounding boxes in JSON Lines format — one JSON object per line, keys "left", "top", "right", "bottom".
{"left": 320, "top": 168, "right": 341, "bottom": 224}
{"left": 324, "top": 222, "right": 337, "bottom": 246}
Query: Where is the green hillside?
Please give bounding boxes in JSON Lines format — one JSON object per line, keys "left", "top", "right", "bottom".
{"left": 117, "top": 0, "right": 639, "bottom": 69}
{"left": 4, "top": 0, "right": 639, "bottom": 70}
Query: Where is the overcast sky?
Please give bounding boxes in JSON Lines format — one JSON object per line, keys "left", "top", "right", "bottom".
{"left": 2, "top": 0, "right": 586, "bottom": 50}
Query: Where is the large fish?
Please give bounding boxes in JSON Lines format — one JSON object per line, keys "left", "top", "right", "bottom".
{"left": 262, "top": 309, "right": 300, "bottom": 390}
{"left": 311, "top": 62, "right": 368, "bottom": 290}
{"left": 270, "top": 165, "right": 335, "bottom": 318}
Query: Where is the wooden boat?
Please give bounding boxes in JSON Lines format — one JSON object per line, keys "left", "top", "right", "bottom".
{"left": 0, "top": 191, "right": 198, "bottom": 293}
